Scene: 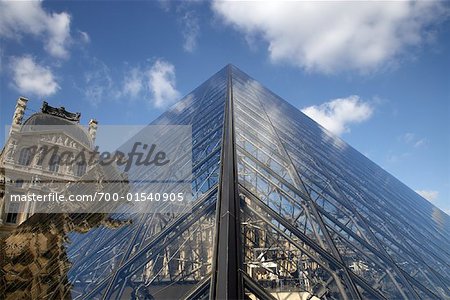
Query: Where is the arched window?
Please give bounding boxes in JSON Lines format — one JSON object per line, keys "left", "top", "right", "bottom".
{"left": 6, "top": 202, "right": 20, "bottom": 224}
{"left": 15, "top": 179, "right": 24, "bottom": 187}
{"left": 76, "top": 161, "right": 87, "bottom": 177}
{"left": 49, "top": 154, "right": 60, "bottom": 173}
{"left": 18, "top": 148, "right": 32, "bottom": 166}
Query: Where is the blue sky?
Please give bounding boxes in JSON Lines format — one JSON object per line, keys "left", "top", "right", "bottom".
{"left": 0, "top": 1, "right": 449, "bottom": 213}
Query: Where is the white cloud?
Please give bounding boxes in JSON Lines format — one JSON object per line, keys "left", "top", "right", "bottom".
{"left": 122, "top": 67, "right": 144, "bottom": 98}
{"left": 414, "top": 139, "right": 426, "bottom": 148}
{"left": 402, "top": 133, "right": 416, "bottom": 144}
{"left": 81, "top": 58, "right": 180, "bottom": 108}
{"left": 83, "top": 58, "right": 113, "bottom": 106}
{"left": 0, "top": 1, "right": 72, "bottom": 59}
{"left": 158, "top": 0, "right": 172, "bottom": 12}
{"left": 181, "top": 11, "right": 200, "bottom": 52}
{"left": 415, "top": 190, "right": 439, "bottom": 202}
{"left": 212, "top": 1, "right": 448, "bottom": 73}
{"left": 78, "top": 30, "right": 90, "bottom": 44}
{"left": 301, "top": 96, "right": 373, "bottom": 136}
{"left": 386, "top": 152, "right": 411, "bottom": 164}
{"left": 400, "top": 132, "right": 427, "bottom": 148}
{"left": 159, "top": 1, "right": 202, "bottom": 52}
{"left": 10, "top": 55, "right": 59, "bottom": 97}
{"left": 147, "top": 59, "right": 180, "bottom": 108}
{"left": 44, "top": 11, "right": 71, "bottom": 58}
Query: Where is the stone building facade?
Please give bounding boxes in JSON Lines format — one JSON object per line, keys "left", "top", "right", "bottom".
{"left": 0, "top": 97, "right": 98, "bottom": 232}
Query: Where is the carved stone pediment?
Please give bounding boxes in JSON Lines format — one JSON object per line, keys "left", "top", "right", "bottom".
{"left": 39, "top": 133, "right": 85, "bottom": 150}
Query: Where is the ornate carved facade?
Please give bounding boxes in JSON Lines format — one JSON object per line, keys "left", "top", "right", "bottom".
{"left": 0, "top": 99, "right": 133, "bottom": 299}
{"left": 0, "top": 98, "right": 98, "bottom": 232}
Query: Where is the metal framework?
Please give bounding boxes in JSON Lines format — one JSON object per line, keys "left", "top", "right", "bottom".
{"left": 1, "top": 65, "right": 450, "bottom": 300}
{"left": 210, "top": 66, "right": 243, "bottom": 299}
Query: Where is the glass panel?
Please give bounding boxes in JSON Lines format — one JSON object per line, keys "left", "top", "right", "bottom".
{"left": 231, "top": 65, "right": 450, "bottom": 299}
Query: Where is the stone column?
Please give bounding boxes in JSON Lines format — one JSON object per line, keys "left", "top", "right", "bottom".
{"left": 10, "top": 97, "right": 28, "bottom": 134}
{"left": 88, "top": 119, "right": 98, "bottom": 145}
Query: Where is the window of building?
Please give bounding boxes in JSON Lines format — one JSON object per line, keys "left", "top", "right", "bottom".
{"left": 76, "top": 161, "right": 87, "bottom": 177}
{"left": 18, "top": 147, "right": 32, "bottom": 166}
{"left": 49, "top": 154, "right": 60, "bottom": 173}
{"left": 15, "top": 179, "right": 24, "bottom": 187}
{"left": 5, "top": 203, "right": 20, "bottom": 224}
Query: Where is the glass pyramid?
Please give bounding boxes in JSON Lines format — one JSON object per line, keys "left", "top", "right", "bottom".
{"left": 1, "top": 65, "right": 450, "bottom": 300}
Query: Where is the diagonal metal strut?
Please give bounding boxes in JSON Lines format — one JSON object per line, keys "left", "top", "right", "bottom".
{"left": 209, "top": 64, "right": 244, "bottom": 299}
